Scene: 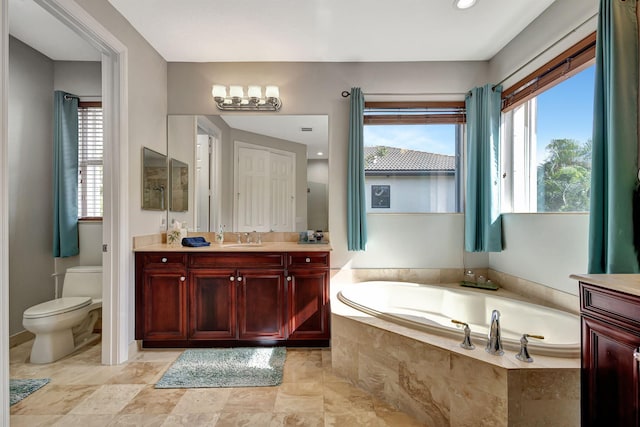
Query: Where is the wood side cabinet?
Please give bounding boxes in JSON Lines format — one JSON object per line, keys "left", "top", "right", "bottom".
{"left": 135, "top": 253, "right": 188, "bottom": 345}
{"left": 579, "top": 281, "right": 640, "bottom": 427}
{"left": 287, "top": 252, "right": 331, "bottom": 342}
{"left": 135, "top": 249, "right": 330, "bottom": 347}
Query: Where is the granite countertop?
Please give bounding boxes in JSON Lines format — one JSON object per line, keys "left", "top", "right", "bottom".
{"left": 134, "top": 241, "right": 332, "bottom": 253}
{"left": 570, "top": 273, "right": 640, "bottom": 298}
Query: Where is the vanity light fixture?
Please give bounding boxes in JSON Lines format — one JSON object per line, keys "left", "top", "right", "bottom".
{"left": 454, "top": 0, "right": 477, "bottom": 10}
{"left": 211, "top": 84, "right": 282, "bottom": 111}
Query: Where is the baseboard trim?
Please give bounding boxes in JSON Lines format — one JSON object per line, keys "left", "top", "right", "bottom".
{"left": 9, "top": 330, "right": 34, "bottom": 348}
{"left": 128, "top": 340, "right": 140, "bottom": 360}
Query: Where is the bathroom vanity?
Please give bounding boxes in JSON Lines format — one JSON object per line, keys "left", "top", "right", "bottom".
{"left": 135, "top": 242, "right": 331, "bottom": 348}
{"left": 573, "top": 274, "right": 640, "bottom": 427}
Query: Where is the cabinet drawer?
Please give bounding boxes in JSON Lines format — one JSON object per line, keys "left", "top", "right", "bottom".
{"left": 190, "top": 253, "right": 285, "bottom": 269}
{"left": 139, "top": 253, "right": 187, "bottom": 270}
{"left": 287, "top": 252, "right": 329, "bottom": 269}
{"left": 581, "top": 283, "right": 640, "bottom": 331}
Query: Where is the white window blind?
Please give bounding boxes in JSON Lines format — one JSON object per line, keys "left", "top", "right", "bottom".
{"left": 78, "top": 102, "right": 103, "bottom": 219}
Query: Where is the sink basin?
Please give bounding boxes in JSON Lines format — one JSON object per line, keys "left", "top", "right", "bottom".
{"left": 222, "top": 243, "right": 264, "bottom": 248}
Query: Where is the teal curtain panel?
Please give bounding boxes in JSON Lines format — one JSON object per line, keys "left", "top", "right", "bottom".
{"left": 53, "top": 91, "right": 80, "bottom": 257}
{"left": 465, "top": 84, "right": 503, "bottom": 252}
{"left": 347, "top": 87, "right": 367, "bottom": 251}
{"left": 589, "top": 0, "right": 639, "bottom": 273}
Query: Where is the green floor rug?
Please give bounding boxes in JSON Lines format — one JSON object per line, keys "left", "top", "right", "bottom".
{"left": 10, "top": 378, "right": 50, "bottom": 406}
{"left": 156, "top": 347, "right": 286, "bottom": 388}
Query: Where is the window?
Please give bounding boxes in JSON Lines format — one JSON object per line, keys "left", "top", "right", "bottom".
{"left": 501, "top": 33, "right": 595, "bottom": 213}
{"left": 363, "top": 102, "right": 464, "bottom": 213}
{"left": 78, "top": 102, "right": 103, "bottom": 219}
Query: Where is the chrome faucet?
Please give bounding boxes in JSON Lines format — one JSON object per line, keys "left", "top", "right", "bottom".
{"left": 485, "top": 309, "right": 504, "bottom": 355}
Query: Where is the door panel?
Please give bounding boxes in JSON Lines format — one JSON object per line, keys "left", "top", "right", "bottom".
{"left": 189, "top": 269, "right": 237, "bottom": 340}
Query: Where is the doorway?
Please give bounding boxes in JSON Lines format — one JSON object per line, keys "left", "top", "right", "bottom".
{"left": 1, "top": 4, "right": 129, "bottom": 421}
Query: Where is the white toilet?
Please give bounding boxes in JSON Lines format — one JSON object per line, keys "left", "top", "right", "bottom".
{"left": 23, "top": 266, "right": 102, "bottom": 364}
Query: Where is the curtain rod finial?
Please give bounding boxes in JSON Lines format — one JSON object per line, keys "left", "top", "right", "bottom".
{"left": 341, "top": 91, "right": 351, "bottom": 98}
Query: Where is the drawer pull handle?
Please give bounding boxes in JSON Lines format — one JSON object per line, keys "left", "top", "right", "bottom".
{"left": 161, "top": 257, "right": 168, "bottom": 263}
{"left": 230, "top": 276, "right": 235, "bottom": 282}
{"left": 180, "top": 277, "right": 186, "bottom": 282}
{"left": 306, "top": 257, "right": 311, "bottom": 263}
{"left": 634, "top": 348, "right": 640, "bottom": 362}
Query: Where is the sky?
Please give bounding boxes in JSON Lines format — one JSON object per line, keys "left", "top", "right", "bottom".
{"left": 363, "top": 123, "right": 456, "bottom": 156}
{"left": 535, "top": 64, "right": 595, "bottom": 164}
{"left": 363, "top": 64, "right": 595, "bottom": 163}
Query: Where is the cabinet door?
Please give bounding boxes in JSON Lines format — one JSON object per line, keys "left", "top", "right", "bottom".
{"left": 582, "top": 316, "right": 640, "bottom": 427}
{"left": 237, "top": 269, "right": 286, "bottom": 340}
{"left": 189, "top": 269, "right": 237, "bottom": 340}
{"left": 142, "top": 271, "right": 188, "bottom": 341}
{"left": 287, "top": 269, "right": 330, "bottom": 340}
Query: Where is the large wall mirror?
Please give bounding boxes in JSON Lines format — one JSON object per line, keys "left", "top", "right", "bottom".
{"left": 167, "top": 114, "right": 329, "bottom": 233}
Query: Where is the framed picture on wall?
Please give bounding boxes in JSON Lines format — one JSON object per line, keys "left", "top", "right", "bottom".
{"left": 371, "top": 185, "right": 390, "bottom": 208}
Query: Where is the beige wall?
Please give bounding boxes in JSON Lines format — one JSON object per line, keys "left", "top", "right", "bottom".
{"left": 75, "top": 0, "right": 169, "bottom": 238}
{"left": 8, "top": 37, "right": 55, "bottom": 335}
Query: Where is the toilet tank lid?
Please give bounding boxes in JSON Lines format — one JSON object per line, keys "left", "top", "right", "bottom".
{"left": 66, "top": 266, "right": 102, "bottom": 274}
{"left": 24, "top": 296, "right": 91, "bottom": 319}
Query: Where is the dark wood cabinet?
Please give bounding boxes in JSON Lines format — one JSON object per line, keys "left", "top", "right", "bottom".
{"left": 189, "top": 269, "right": 237, "bottom": 340}
{"left": 287, "top": 252, "right": 330, "bottom": 342}
{"left": 135, "top": 253, "right": 188, "bottom": 345}
{"left": 135, "top": 249, "right": 329, "bottom": 347}
{"left": 238, "top": 269, "right": 286, "bottom": 341}
{"left": 579, "top": 280, "right": 640, "bottom": 427}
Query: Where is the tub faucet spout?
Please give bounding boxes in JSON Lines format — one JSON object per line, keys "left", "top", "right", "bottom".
{"left": 486, "top": 309, "right": 504, "bottom": 356}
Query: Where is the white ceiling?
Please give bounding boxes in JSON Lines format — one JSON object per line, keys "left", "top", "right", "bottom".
{"left": 8, "top": 0, "right": 101, "bottom": 61}
{"left": 220, "top": 115, "right": 329, "bottom": 159}
{"left": 8, "top": 0, "right": 557, "bottom": 63}
{"left": 107, "top": 0, "right": 556, "bottom": 62}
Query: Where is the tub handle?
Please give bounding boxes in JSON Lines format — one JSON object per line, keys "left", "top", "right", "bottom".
{"left": 451, "top": 319, "right": 475, "bottom": 350}
{"left": 515, "top": 333, "right": 545, "bottom": 363}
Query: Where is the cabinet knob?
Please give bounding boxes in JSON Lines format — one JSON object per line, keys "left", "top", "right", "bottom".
{"left": 306, "top": 257, "right": 311, "bottom": 263}
{"left": 180, "top": 277, "right": 186, "bottom": 282}
{"left": 161, "top": 257, "right": 168, "bottom": 263}
{"left": 634, "top": 348, "right": 640, "bottom": 362}
{"left": 237, "top": 276, "right": 243, "bottom": 282}
{"left": 230, "top": 276, "right": 235, "bottom": 282}
{"left": 287, "top": 276, "right": 292, "bottom": 282}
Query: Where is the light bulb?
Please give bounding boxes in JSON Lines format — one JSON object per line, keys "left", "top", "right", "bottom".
{"left": 265, "top": 85, "right": 280, "bottom": 98}
{"left": 454, "top": 0, "right": 476, "bottom": 9}
{"left": 248, "top": 85, "right": 262, "bottom": 99}
{"left": 212, "top": 85, "right": 227, "bottom": 99}
{"left": 229, "top": 85, "right": 244, "bottom": 98}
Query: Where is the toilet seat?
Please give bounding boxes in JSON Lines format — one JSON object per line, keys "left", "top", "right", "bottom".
{"left": 23, "top": 297, "right": 91, "bottom": 319}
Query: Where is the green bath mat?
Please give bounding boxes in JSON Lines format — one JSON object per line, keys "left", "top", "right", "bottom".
{"left": 156, "top": 347, "right": 286, "bottom": 388}
{"left": 10, "top": 378, "right": 50, "bottom": 406}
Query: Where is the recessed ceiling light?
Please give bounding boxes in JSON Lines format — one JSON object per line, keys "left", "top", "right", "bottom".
{"left": 454, "top": 0, "right": 477, "bottom": 10}
{"left": 317, "top": 152, "right": 324, "bottom": 156}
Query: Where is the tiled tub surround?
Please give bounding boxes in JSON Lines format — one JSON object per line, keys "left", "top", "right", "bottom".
{"left": 330, "top": 269, "right": 580, "bottom": 426}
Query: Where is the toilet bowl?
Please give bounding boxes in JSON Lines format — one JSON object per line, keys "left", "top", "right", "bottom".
{"left": 23, "top": 266, "right": 102, "bottom": 364}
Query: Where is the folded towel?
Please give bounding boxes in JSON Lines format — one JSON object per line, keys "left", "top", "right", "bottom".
{"left": 181, "top": 236, "right": 211, "bottom": 247}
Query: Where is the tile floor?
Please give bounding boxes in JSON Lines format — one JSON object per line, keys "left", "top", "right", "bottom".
{"left": 9, "top": 341, "right": 426, "bottom": 426}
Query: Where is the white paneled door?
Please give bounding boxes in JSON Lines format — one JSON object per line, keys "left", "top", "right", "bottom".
{"left": 270, "top": 152, "right": 295, "bottom": 231}
{"left": 235, "top": 142, "right": 295, "bottom": 232}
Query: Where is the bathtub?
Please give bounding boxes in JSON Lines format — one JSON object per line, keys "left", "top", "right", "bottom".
{"left": 337, "top": 281, "right": 580, "bottom": 358}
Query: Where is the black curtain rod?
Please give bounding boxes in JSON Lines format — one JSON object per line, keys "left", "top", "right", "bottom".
{"left": 341, "top": 88, "right": 496, "bottom": 98}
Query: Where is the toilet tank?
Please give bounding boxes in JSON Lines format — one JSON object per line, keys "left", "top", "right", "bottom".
{"left": 62, "top": 266, "right": 102, "bottom": 299}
